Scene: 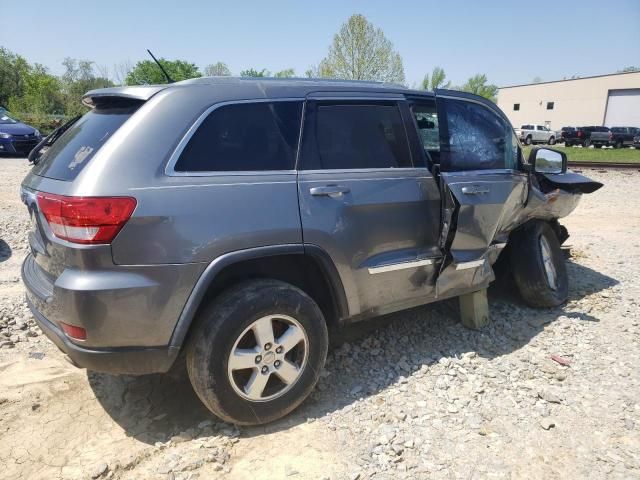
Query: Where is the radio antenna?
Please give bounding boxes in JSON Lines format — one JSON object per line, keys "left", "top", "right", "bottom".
{"left": 146, "top": 49, "right": 174, "bottom": 83}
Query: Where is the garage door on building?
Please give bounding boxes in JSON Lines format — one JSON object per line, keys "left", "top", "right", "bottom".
{"left": 604, "top": 89, "right": 640, "bottom": 127}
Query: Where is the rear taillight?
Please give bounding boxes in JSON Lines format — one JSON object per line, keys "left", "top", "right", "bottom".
{"left": 36, "top": 193, "right": 136, "bottom": 244}
{"left": 608, "top": 132, "right": 613, "bottom": 140}
{"left": 577, "top": 131, "right": 583, "bottom": 138}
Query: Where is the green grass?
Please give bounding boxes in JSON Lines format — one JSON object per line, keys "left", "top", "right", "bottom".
{"left": 523, "top": 145, "right": 640, "bottom": 163}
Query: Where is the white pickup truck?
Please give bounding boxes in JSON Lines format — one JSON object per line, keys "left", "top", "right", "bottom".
{"left": 515, "top": 124, "right": 557, "bottom": 145}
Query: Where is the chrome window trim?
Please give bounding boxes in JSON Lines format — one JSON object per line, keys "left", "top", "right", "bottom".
{"left": 455, "top": 259, "right": 486, "bottom": 270}
{"left": 165, "top": 97, "right": 305, "bottom": 177}
{"left": 301, "top": 167, "right": 425, "bottom": 175}
{"left": 306, "top": 94, "right": 405, "bottom": 101}
{"left": 441, "top": 168, "right": 524, "bottom": 176}
{"left": 368, "top": 258, "right": 437, "bottom": 275}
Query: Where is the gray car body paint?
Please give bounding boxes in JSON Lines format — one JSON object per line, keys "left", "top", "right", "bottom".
{"left": 19, "top": 78, "right": 601, "bottom": 374}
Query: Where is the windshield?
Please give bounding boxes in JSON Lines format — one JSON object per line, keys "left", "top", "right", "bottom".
{"left": 0, "top": 114, "right": 18, "bottom": 125}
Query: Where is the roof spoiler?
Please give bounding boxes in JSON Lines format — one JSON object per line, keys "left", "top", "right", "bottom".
{"left": 82, "top": 85, "right": 168, "bottom": 108}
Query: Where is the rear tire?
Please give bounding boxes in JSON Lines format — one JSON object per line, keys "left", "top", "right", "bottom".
{"left": 594, "top": 144, "right": 602, "bottom": 149}
{"left": 583, "top": 139, "right": 591, "bottom": 148}
{"left": 186, "top": 279, "right": 328, "bottom": 425}
{"left": 509, "top": 221, "right": 568, "bottom": 308}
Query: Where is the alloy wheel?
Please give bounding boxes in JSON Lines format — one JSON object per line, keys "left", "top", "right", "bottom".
{"left": 227, "top": 314, "right": 308, "bottom": 402}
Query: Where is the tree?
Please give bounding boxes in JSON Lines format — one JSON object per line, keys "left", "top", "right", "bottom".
{"left": 0, "top": 47, "right": 30, "bottom": 107}
{"left": 420, "top": 66, "right": 451, "bottom": 90}
{"left": 125, "top": 59, "right": 201, "bottom": 85}
{"left": 7, "top": 63, "right": 64, "bottom": 115}
{"left": 274, "top": 68, "right": 295, "bottom": 78}
{"left": 240, "top": 68, "right": 269, "bottom": 77}
{"left": 304, "top": 65, "right": 320, "bottom": 78}
{"left": 113, "top": 60, "right": 134, "bottom": 86}
{"left": 205, "top": 62, "right": 231, "bottom": 76}
{"left": 618, "top": 66, "right": 639, "bottom": 73}
{"left": 316, "top": 14, "right": 405, "bottom": 84}
{"left": 462, "top": 74, "right": 498, "bottom": 102}
{"left": 60, "top": 58, "right": 113, "bottom": 116}
{"left": 532, "top": 76, "right": 543, "bottom": 83}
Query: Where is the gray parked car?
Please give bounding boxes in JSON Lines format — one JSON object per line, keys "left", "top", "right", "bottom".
{"left": 21, "top": 78, "right": 602, "bottom": 425}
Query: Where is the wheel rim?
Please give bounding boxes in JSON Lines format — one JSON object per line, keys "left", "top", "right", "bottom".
{"left": 539, "top": 235, "right": 558, "bottom": 290}
{"left": 227, "top": 314, "right": 308, "bottom": 402}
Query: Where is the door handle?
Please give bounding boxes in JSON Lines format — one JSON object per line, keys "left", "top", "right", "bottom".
{"left": 310, "top": 185, "right": 351, "bottom": 197}
{"left": 461, "top": 186, "right": 490, "bottom": 195}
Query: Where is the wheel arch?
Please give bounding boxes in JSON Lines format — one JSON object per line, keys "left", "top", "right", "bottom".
{"left": 508, "top": 218, "right": 568, "bottom": 244}
{"left": 169, "top": 244, "right": 349, "bottom": 349}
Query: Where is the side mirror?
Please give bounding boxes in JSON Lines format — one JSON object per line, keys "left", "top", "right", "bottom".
{"left": 528, "top": 147, "right": 567, "bottom": 174}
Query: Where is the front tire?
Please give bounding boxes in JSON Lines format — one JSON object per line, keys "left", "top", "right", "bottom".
{"left": 186, "top": 279, "right": 328, "bottom": 425}
{"left": 509, "top": 221, "right": 569, "bottom": 308}
{"left": 525, "top": 136, "right": 532, "bottom": 146}
{"left": 548, "top": 136, "right": 556, "bottom": 145}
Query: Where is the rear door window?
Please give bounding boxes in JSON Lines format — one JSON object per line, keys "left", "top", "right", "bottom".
{"left": 299, "top": 102, "right": 412, "bottom": 170}
{"left": 32, "top": 105, "right": 140, "bottom": 181}
{"left": 174, "top": 101, "right": 302, "bottom": 172}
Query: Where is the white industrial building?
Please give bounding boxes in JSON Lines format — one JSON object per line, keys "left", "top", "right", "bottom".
{"left": 497, "top": 71, "right": 640, "bottom": 130}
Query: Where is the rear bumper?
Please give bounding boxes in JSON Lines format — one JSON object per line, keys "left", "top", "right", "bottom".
{"left": 20, "top": 252, "right": 201, "bottom": 374}
{"left": 26, "top": 295, "right": 180, "bottom": 374}
{"left": 20, "top": 251, "right": 203, "bottom": 348}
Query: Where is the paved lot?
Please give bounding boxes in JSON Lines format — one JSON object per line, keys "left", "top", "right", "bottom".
{"left": 1, "top": 157, "right": 638, "bottom": 479}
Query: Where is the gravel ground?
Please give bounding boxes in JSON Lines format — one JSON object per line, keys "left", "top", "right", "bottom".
{"left": 0, "top": 158, "right": 638, "bottom": 479}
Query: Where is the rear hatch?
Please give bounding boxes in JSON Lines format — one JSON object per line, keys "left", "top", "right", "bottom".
{"left": 21, "top": 86, "right": 164, "bottom": 280}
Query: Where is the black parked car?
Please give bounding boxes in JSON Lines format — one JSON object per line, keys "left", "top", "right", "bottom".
{"left": 610, "top": 127, "right": 640, "bottom": 149}
{"left": 0, "top": 112, "right": 42, "bottom": 156}
{"left": 560, "top": 127, "right": 576, "bottom": 144}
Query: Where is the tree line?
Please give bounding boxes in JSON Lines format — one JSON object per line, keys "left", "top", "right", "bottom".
{"left": 1, "top": 14, "right": 501, "bottom": 132}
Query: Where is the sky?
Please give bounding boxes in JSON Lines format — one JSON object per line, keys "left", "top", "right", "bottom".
{"left": 2, "top": 0, "right": 639, "bottom": 88}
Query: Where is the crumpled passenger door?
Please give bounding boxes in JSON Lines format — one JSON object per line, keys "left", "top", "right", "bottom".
{"left": 433, "top": 90, "right": 528, "bottom": 298}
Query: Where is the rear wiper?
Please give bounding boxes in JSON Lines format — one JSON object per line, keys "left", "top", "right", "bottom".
{"left": 29, "top": 115, "right": 81, "bottom": 165}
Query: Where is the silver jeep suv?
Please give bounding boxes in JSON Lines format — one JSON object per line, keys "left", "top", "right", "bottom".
{"left": 21, "top": 77, "right": 601, "bottom": 424}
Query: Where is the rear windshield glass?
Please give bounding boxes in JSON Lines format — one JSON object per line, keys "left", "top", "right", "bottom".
{"left": 32, "top": 105, "right": 139, "bottom": 181}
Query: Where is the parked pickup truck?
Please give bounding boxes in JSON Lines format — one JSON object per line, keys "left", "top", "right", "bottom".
{"left": 583, "top": 126, "right": 612, "bottom": 148}
{"left": 515, "top": 124, "right": 556, "bottom": 145}
{"left": 560, "top": 127, "right": 576, "bottom": 144}
{"left": 565, "top": 126, "right": 611, "bottom": 148}
{"left": 610, "top": 127, "right": 640, "bottom": 149}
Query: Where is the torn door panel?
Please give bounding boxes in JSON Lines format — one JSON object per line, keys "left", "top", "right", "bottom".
{"left": 435, "top": 172, "right": 528, "bottom": 298}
